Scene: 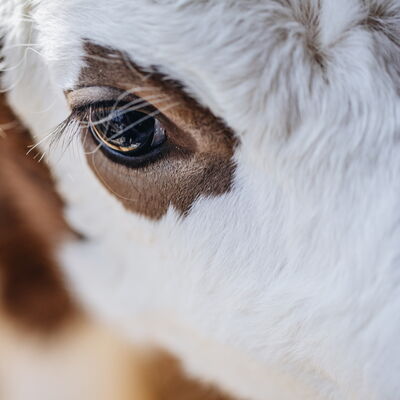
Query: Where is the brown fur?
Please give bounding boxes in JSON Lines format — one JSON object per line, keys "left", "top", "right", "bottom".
{"left": 71, "top": 43, "right": 237, "bottom": 219}
{"left": 0, "top": 93, "right": 77, "bottom": 332}
{"left": 138, "top": 351, "right": 234, "bottom": 400}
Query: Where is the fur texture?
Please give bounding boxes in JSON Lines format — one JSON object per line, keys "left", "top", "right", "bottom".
{"left": 2, "top": 1, "right": 400, "bottom": 399}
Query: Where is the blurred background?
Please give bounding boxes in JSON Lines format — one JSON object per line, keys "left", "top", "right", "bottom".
{"left": 0, "top": 93, "right": 231, "bottom": 400}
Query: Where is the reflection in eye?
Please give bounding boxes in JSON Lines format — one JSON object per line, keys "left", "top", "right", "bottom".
{"left": 89, "top": 105, "right": 166, "bottom": 157}
{"left": 50, "top": 90, "right": 177, "bottom": 168}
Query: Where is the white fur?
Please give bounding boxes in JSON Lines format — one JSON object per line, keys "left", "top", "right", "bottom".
{"left": 2, "top": 1, "right": 400, "bottom": 398}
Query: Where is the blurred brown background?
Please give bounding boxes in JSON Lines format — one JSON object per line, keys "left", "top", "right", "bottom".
{"left": 0, "top": 93, "right": 232, "bottom": 400}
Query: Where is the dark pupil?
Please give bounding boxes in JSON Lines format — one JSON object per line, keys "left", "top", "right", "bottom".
{"left": 103, "top": 110, "right": 154, "bottom": 151}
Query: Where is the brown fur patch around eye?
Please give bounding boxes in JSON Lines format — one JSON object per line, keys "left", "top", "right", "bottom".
{"left": 0, "top": 94, "right": 77, "bottom": 333}
{"left": 72, "top": 42, "right": 237, "bottom": 219}
{"left": 136, "top": 350, "right": 234, "bottom": 400}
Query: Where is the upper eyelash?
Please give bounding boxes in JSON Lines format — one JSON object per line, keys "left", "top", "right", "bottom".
{"left": 42, "top": 89, "right": 179, "bottom": 162}
{"left": 47, "top": 98, "right": 161, "bottom": 156}
{"left": 46, "top": 109, "right": 88, "bottom": 158}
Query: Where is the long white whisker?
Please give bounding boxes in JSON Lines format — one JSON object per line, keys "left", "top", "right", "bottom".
{"left": 0, "top": 120, "right": 20, "bottom": 131}
{"left": 0, "top": 53, "right": 28, "bottom": 72}
{"left": 1, "top": 43, "right": 41, "bottom": 51}
{"left": 79, "top": 96, "right": 171, "bottom": 128}
{"left": 84, "top": 102, "right": 178, "bottom": 155}
{"left": 116, "top": 103, "right": 179, "bottom": 136}
{"left": 26, "top": 128, "right": 61, "bottom": 155}
{"left": 84, "top": 54, "right": 124, "bottom": 65}
{"left": 0, "top": 68, "right": 27, "bottom": 93}
{"left": 121, "top": 52, "right": 146, "bottom": 80}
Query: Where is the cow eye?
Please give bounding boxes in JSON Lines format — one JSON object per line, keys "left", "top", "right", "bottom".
{"left": 89, "top": 106, "right": 166, "bottom": 159}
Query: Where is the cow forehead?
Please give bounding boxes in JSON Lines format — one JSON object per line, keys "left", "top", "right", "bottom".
{"left": 33, "top": 0, "right": 392, "bottom": 151}
{"left": 34, "top": 0, "right": 265, "bottom": 88}
{"left": 29, "top": 0, "right": 399, "bottom": 168}
{"left": 32, "top": 0, "right": 306, "bottom": 148}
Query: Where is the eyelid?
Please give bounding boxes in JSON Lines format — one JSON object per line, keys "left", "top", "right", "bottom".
{"left": 66, "top": 86, "right": 137, "bottom": 109}
{"left": 67, "top": 86, "right": 162, "bottom": 121}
